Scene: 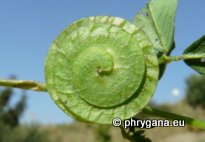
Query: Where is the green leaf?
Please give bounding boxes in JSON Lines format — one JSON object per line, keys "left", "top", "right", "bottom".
{"left": 133, "top": 0, "right": 178, "bottom": 54}
{"left": 183, "top": 35, "right": 205, "bottom": 75}
{"left": 133, "top": 0, "right": 178, "bottom": 79}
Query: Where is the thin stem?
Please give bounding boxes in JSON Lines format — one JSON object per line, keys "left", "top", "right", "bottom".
{"left": 158, "top": 54, "right": 205, "bottom": 64}
{"left": 0, "top": 79, "right": 47, "bottom": 92}
{"left": 143, "top": 107, "right": 205, "bottom": 129}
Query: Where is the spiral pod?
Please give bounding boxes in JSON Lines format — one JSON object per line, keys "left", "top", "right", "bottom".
{"left": 45, "top": 16, "right": 159, "bottom": 124}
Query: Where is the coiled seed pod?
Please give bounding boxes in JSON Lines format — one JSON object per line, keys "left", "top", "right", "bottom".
{"left": 45, "top": 16, "right": 159, "bottom": 124}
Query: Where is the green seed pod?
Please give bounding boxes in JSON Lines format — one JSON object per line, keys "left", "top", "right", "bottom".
{"left": 45, "top": 16, "right": 159, "bottom": 124}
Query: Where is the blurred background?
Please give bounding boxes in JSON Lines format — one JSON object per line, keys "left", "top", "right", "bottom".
{"left": 0, "top": 0, "right": 205, "bottom": 142}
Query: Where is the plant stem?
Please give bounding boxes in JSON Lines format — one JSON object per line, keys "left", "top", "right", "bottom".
{"left": 0, "top": 79, "right": 47, "bottom": 92}
{"left": 143, "top": 107, "right": 205, "bottom": 129}
{"left": 159, "top": 54, "right": 205, "bottom": 64}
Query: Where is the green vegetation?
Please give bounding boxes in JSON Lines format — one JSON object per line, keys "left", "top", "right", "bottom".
{"left": 0, "top": 87, "right": 48, "bottom": 142}
{"left": 1, "top": 0, "right": 205, "bottom": 141}
{"left": 185, "top": 75, "right": 205, "bottom": 109}
{"left": 0, "top": 87, "right": 26, "bottom": 140}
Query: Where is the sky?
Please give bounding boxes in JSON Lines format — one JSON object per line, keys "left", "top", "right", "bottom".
{"left": 0, "top": 0, "right": 205, "bottom": 124}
